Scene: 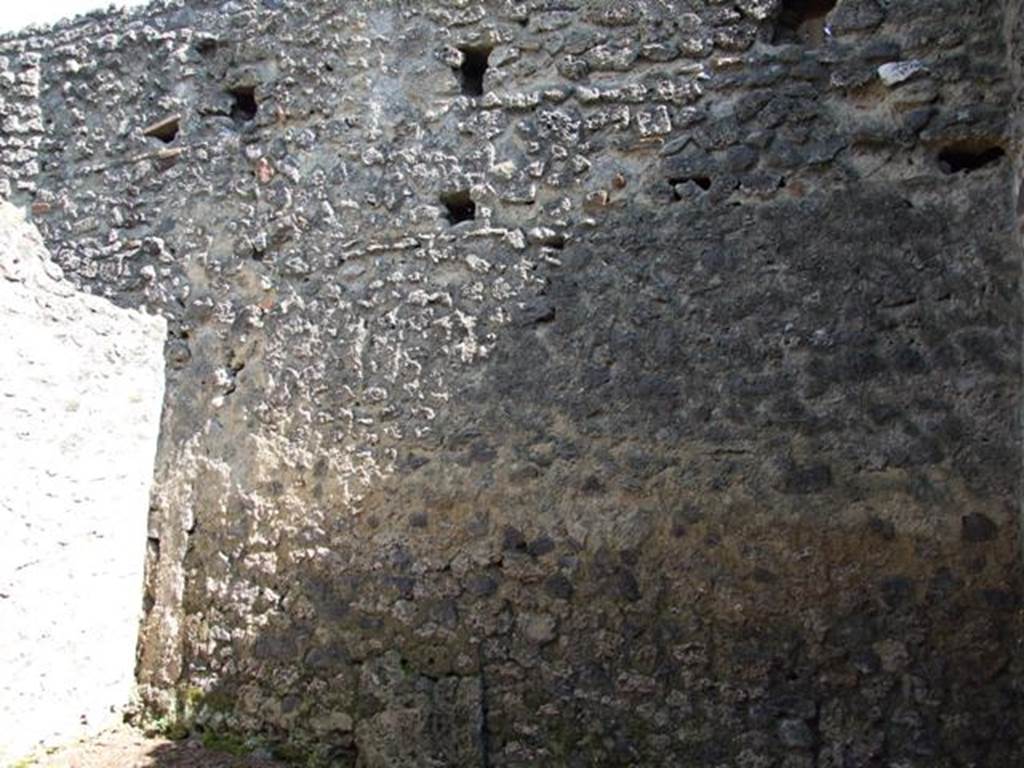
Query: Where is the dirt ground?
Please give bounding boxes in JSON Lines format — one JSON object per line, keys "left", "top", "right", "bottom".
{"left": 22, "top": 724, "right": 285, "bottom": 768}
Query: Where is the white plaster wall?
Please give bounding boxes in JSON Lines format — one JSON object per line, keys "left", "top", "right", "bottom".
{"left": 0, "top": 202, "right": 166, "bottom": 765}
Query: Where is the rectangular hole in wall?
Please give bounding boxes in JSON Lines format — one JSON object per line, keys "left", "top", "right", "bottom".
{"left": 142, "top": 114, "right": 180, "bottom": 143}
{"left": 937, "top": 143, "right": 1006, "bottom": 174}
{"left": 456, "top": 46, "right": 493, "bottom": 96}
{"left": 773, "top": 0, "right": 837, "bottom": 45}
{"left": 440, "top": 189, "right": 476, "bottom": 224}
{"left": 228, "top": 85, "right": 259, "bottom": 122}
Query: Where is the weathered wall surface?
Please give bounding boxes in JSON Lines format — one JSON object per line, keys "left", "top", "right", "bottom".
{"left": 1, "top": 0, "right": 1022, "bottom": 765}
{"left": 0, "top": 202, "right": 166, "bottom": 764}
{"left": 1008, "top": 0, "right": 1024, "bottom": 568}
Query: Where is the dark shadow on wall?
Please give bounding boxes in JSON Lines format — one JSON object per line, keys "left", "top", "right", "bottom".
{"left": 142, "top": 506, "right": 1024, "bottom": 768}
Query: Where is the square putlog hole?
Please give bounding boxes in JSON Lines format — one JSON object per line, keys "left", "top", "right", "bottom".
{"left": 456, "top": 46, "right": 492, "bottom": 97}
{"left": 228, "top": 85, "right": 259, "bottom": 122}
{"left": 774, "top": 0, "right": 837, "bottom": 45}
{"left": 440, "top": 189, "right": 476, "bottom": 224}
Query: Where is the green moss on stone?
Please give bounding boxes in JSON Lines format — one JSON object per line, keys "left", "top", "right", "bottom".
{"left": 201, "top": 730, "right": 249, "bottom": 756}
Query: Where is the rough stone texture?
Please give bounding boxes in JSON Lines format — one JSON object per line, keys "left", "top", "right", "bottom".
{"left": 1, "top": 0, "right": 1023, "bottom": 766}
{"left": 1009, "top": 0, "right": 1024, "bottom": 570}
{"left": 0, "top": 202, "right": 166, "bottom": 764}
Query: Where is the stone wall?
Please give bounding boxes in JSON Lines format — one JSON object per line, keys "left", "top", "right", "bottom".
{"left": 1, "top": 0, "right": 1022, "bottom": 766}
{"left": 1007, "top": 0, "right": 1024, "bottom": 568}
{"left": 0, "top": 202, "right": 167, "bottom": 764}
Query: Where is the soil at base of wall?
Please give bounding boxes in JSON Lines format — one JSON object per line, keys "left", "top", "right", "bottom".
{"left": 21, "top": 725, "right": 284, "bottom": 768}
